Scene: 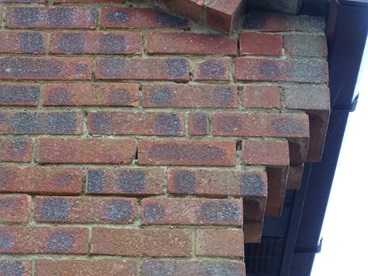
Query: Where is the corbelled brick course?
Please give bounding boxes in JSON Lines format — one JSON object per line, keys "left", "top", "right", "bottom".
{"left": 0, "top": 0, "right": 329, "bottom": 274}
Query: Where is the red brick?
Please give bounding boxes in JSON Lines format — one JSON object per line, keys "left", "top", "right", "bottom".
{"left": 35, "top": 259, "right": 137, "bottom": 276}
{"left": 240, "top": 32, "right": 282, "bottom": 56}
{"left": 96, "top": 57, "right": 189, "bottom": 81}
{"left": 284, "top": 34, "right": 327, "bottom": 57}
{"left": 142, "top": 260, "right": 246, "bottom": 276}
{"left": 196, "top": 229, "right": 244, "bottom": 257}
{"left": 34, "top": 196, "right": 137, "bottom": 224}
{"left": 50, "top": 31, "right": 141, "bottom": 54}
{"left": 0, "top": 137, "right": 32, "bottom": 162}
{"left": 55, "top": 0, "right": 121, "bottom": 2}
{"left": 0, "top": 226, "right": 88, "bottom": 254}
{"left": 244, "top": 221, "right": 263, "bottom": 243}
{"left": 266, "top": 167, "right": 288, "bottom": 216}
{"left": 243, "top": 197, "right": 266, "bottom": 220}
{"left": 235, "top": 58, "right": 328, "bottom": 83}
{"left": 287, "top": 165, "right": 304, "bottom": 189}
{"left": 167, "top": 168, "right": 267, "bottom": 197}
{"left": 242, "top": 138, "right": 290, "bottom": 166}
{"left": 213, "top": 112, "right": 309, "bottom": 138}
{"left": 0, "top": 57, "right": 92, "bottom": 80}
{"left": 36, "top": 138, "right": 135, "bottom": 164}
{"left": 142, "top": 84, "right": 237, "bottom": 108}
{"left": 0, "top": 31, "right": 46, "bottom": 54}
{"left": 44, "top": 83, "right": 138, "bottom": 107}
{"left": 0, "top": 83, "right": 40, "bottom": 106}
{"left": 138, "top": 140, "right": 236, "bottom": 166}
{"left": 243, "top": 85, "right": 280, "bottom": 108}
{"left": 0, "top": 0, "right": 44, "bottom": 2}
{"left": 91, "top": 228, "right": 191, "bottom": 257}
{"left": 147, "top": 32, "right": 237, "bottom": 55}
{"left": 6, "top": 7, "right": 96, "bottom": 29}
{"left": 86, "top": 167, "right": 164, "bottom": 195}
{"left": 193, "top": 58, "right": 230, "bottom": 81}
{"left": 0, "top": 166, "right": 82, "bottom": 194}
{"left": 0, "top": 260, "right": 32, "bottom": 276}
{"left": 176, "top": 0, "right": 203, "bottom": 21}
{"left": 142, "top": 198, "right": 242, "bottom": 226}
{"left": 189, "top": 112, "right": 209, "bottom": 136}
{"left": 101, "top": 8, "right": 189, "bottom": 29}
{"left": 0, "top": 195, "right": 31, "bottom": 223}
{"left": 243, "top": 11, "right": 325, "bottom": 32}
{"left": 0, "top": 111, "right": 83, "bottom": 135}
{"left": 88, "top": 111, "right": 185, "bottom": 136}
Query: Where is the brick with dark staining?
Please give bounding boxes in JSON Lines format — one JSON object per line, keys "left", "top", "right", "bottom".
{"left": 0, "top": 260, "right": 27, "bottom": 276}
{"left": 7, "top": 137, "right": 29, "bottom": 158}
{"left": 151, "top": 87, "right": 174, "bottom": 106}
{"left": 0, "top": 84, "right": 40, "bottom": 106}
{"left": 241, "top": 173, "right": 266, "bottom": 197}
{"left": 242, "top": 12, "right": 267, "bottom": 29}
{"left": 89, "top": 112, "right": 111, "bottom": 133}
{"left": 10, "top": 112, "right": 41, "bottom": 134}
{"left": 155, "top": 113, "right": 181, "bottom": 136}
{"left": 46, "top": 87, "right": 71, "bottom": 105}
{"left": 173, "top": 171, "right": 196, "bottom": 194}
{"left": 0, "top": 169, "right": 10, "bottom": 188}
{"left": 87, "top": 170, "right": 107, "bottom": 193}
{"left": 58, "top": 33, "right": 86, "bottom": 53}
{"left": 259, "top": 60, "right": 282, "bottom": 78}
{"left": 106, "top": 9, "right": 130, "bottom": 23}
{"left": 190, "top": 112, "right": 208, "bottom": 136}
{"left": 156, "top": 12, "right": 188, "bottom": 27}
{"left": 98, "top": 58, "right": 125, "bottom": 77}
{"left": 109, "top": 89, "right": 131, "bottom": 106}
{"left": 106, "top": 199, "right": 134, "bottom": 223}
{"left": 200, "top": 201, "right": 240, "bottom": 223}
{"left": 47, "top": 8, "right": 76, "bottom": 27}
{"left": 75, "top": 63, "right": 88, "bottom": 74}
{"left": 199, "top": 59, "right": 226, "bottom": 78}
{"left": 165, "top": 58, "right": 188, "bottom": 77}
{"left": 19, "top": 32, "right": 44, "bottom": 53}
{"left": 0, "top": 231, "right": 13, "bottom": 250}
{"left": 40, "top": 197, "right": 70, "bottom": 221}
{"left": 213, "top": 86, "right": 235, "bottom": 107}
{"left": 46, "top": 112, "right": 78, "bottom": 134}
{"left": 142, "top": 203, "right": 166, "bottom": 223}
{"left": 99, "top": 34, "right": 126, "bottom": 54}
{"left": 271, "top": 117, "right": 308, "bottom": 136}
{"left": 117, "top": 171, "right": 146, "bottom": 193}
{"left": 12, "top": 7, "right": 40, "bottom": 26}
{"left": 47, "top": 231, "right": 75, "bottom": 253}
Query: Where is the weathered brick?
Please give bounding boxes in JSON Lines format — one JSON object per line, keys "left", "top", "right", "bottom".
{"left": 284, "top": 85, "right": 330, "bottom": 111}
{"left": 0, "top": 83, "right": 40, "bottom": 106}
{"left": 88, "top": 111, "right": 185, "bottom": 136}
{"left": 34, "top": 196, "right": 137, "bottom": 224}
{"left": 142, "top": 84, "right": 237, "bottom": 108}
{"left": 55, "top": 0, "right": 122, "bottom": 2}
{"left": 96, "top": 57, "right": 189, "bottom": 81}
{"left": 0, "top": 166, "right": 83, "bottom": 194}
{"left": 142, "top": 260, "right": 246, "bottom": 276}
{"left": 86, "top": 167, "right": 163, "bottom": 195}
{"left": 101, "top": 8, "right": 189, "bottom": 29}
{"left": 6, "top": 7, "right": 97, "bottom": 29}
{"left": 189, "top": 112, "right": 209, "bottom": 136}
{"left": 168, "top": 168, "right": 267, "bottom": 197}
{"left": 176, "top": 0, "right": 202, "bottom": 21}
{"left": 0, "top": 260, "right": 32, "bottom": 276}
{"left": 0, "top": 111, "right": 83, "bottom": 135}
{"left": 213, "top": 112, "right": 309, "bottom": 138}
{"left": 142, "top": 198, "right": 242, "bottom": 226}
{"left": 266, "top": 167, "right": 288, "bottom": 216}
{"left": 243, "top": 85, "right": 280, "bottom": 108}
{"left": 196, "top": 229, "right": 244, "bottom": 257}
{"left": 0, "top": 0, "right": 44, "bottom": 2}
{"left": 243, "top": 11, "right": 326, "bottom": 32}
{"left": 138, "top": 140, "right": 236, "bottom": 166}
{"left": 44, "top": 83, "right": 138, "bottom": 107}
{"left": 243, "top": 197, "right": 267, "bottom": 220}
{"left": 284, "top": 34, "right": 327, "bottom": 57}
{"left": 244, "top": 221, "right": 263, "bottom": 243}
{"left": 242, "top": 138, "right": 290, "bottom": 166}
{"left": 0, "top": 57, "right": 92, "bottom": 80}
{"left": 235, "top": 58, "right": 328, "bottom": 83}
{"left": 287, "top": 165, "right": 304, "bottom": 189}
{"left": 91, "top": 228, "right": 191, "bottom": 257}
{"left": 0, "top": 195, "right": 31, "bottom": 223}
{"left": 36, "top": 138, "right": 135, "bottom": 164}
{"left": 35, "top": 259, "right": 137, "bottom": 276}
{"left": 0, "top": 137, "right": 32, "bottom": 162}
{"left": 0, "top": 226, "right": 88, "bottom": 254}
{"left": 50, "top": 31, "right": 141, "bottom": 54}
{"left": 147, "top": 32, "right": 237, "bottom": 55}
{"left": 193, "top": 58, "right": 230, "bottom": 81}
{"left": 0, "top": 31, "right": 46, "bottom": 54}
{"left": 240, "top": 32, "right": 282, "bottom": 56}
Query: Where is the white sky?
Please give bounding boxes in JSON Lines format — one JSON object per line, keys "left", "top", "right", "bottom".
{"left": 312, "top": 37, "right": 368, "bottom": 275}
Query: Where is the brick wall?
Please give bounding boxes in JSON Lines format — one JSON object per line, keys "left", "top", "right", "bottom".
{"left": 0, "top": 1, "right": 329, "bottom": 275}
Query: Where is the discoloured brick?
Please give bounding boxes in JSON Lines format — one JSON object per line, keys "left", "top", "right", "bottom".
{"left": 0, "top": 137, "right": 32, "bottom": 162}
{"left": 243, "top": 197, "right": 267, "bottom": 220}
{"left": 189, "top": 112, "right": 209, "bottom": 136}
{"left": 36, "top": 138, "right": 135, "bottom": 164}
{"left": 244, "top": 221, "right": 263, "bottom": 243}
{"left": 35, "top": 259, "right": 137, "bottom": 276}
{"left": 142, "top": 84, "right": 237, "bottom": 108}
{"left": 0, "top": 226, "right": 88, "bottom": 254}
{"left": 35, "top": 196, "right": 137, "bottom": 224}
{"left": 101, "top": 8, "right": 189, "bottom": 29}
{"left": 0, "top": 195, "right": 31, "bottom": 223}
{"left": 7, "top": 7, "right": 96, "bottom": 29}
{"left": 266, "top": 167, "right": 288, "bottom": 216}
{"left": 91, "top": 228, "right": 191, "bottom": 257}
{"left": 141, "top": 260, "right": 246, "bottom": 276}
{"left": 0, "top": 111, "right": 82, "bottom": 135}
{"left": 0, "top": 83, "right": 40, "bottom": 106}
{"left": 0, "top": 57, "right": 92, "bottom": 80}
{"left": 193, "top": 58, "right": 229, "bottom": 80}
{"left": 142, "top": 198, "right": 242, "bottom": 226}
{"left": 240, "top": 32, "right": 282, "bottom": 56}
{"left": 243, "top": 85, "right": 280, "bottom": 108}
{"left": 176, "top": 0, "right": 202, "bottom": 21}
{"left": 0, "top": 166, "right": 82, "bottom": 194}
{"left": 138, "top": 140, "right": 236, "bottom": 166}
{"left": 213, "top": 112, "right": 309, "bottom": 138}
{"left": 88, "top": 111, "right": 185, "bottom": 136}
{"left": 287, "top": 165, "right": 304, "bottom": 189}
{"left": 87, "top": 167, "right": 164, "bottom": 195}
{"left": 147, "top": 32, "right": 237, "bottom": 55}
{"left": 0, "top": 260, "right": 31, "bottom": 276}
{"left": 96, "top": 58, "right": 189, "bottom": 81}
{"left": 50, "top": 31, "right": 141, "bottom": 54}
{"left": 284, "top": 34, "right": 327, "bottom": 57}
{"left": 0, "top": 31, "right": 45, "bottom": 54}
